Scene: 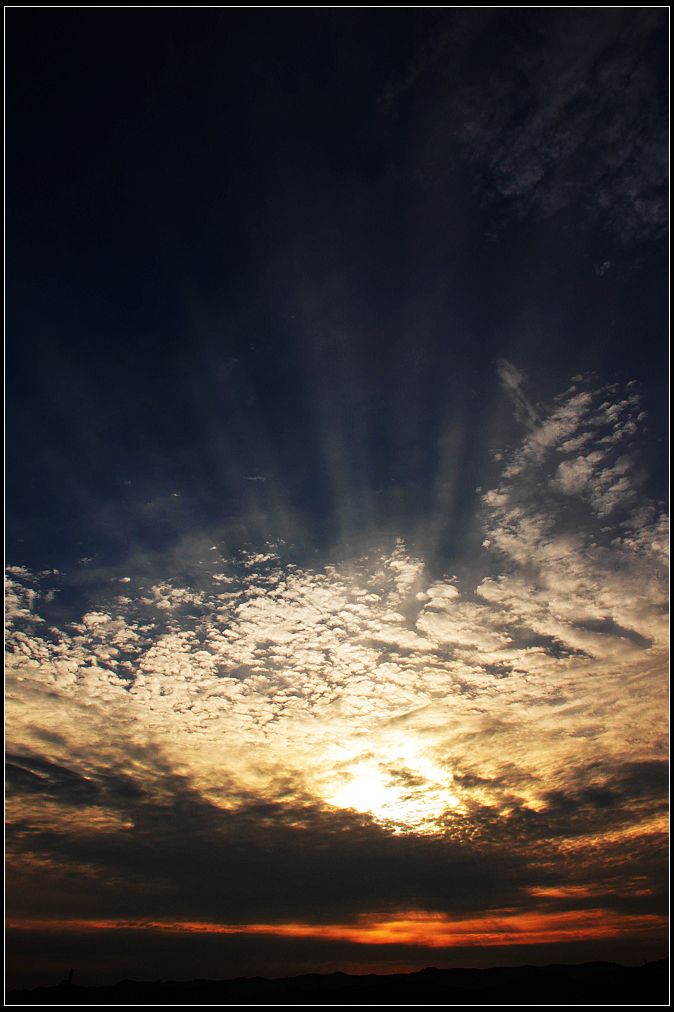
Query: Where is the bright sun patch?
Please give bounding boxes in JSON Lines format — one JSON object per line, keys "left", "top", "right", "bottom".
{"left": 321, "top": 737, "right": 462, "bottom": 832}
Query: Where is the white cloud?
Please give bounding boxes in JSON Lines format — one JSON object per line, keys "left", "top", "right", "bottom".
{"left": 497, "top": 358, "right": 540, "bottom": 427}
{"left": 5, "top": 377, "right": 667, "bottom": 841}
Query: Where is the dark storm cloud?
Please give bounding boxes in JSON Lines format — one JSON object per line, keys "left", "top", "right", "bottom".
{"left": 536, "top": 759, "right": 669, "bottom": 825}
{"left": 6, "top": 747, "right": 542, "bottom": 924}
{"left": 6, "top": 753, "right": 101, "bottom": 802}
{"left": 6, "top": 740, "right": 668, "bottom": 929}
{"left": 6, "top": 750, "right": 146, "bottom": 807}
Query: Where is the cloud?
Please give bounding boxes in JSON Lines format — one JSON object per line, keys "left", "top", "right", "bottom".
{"left": 386, "top": 9, "right": 667, "bottom": 243}
{"left": 497, "top": 359, "right": 540, "bottom": 428}
{"left": 5, "top": 372, "right": 667, "bottom": 943}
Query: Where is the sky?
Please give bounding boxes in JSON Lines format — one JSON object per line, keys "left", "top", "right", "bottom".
{"left": 5, "top": 8, "right": 669, "bottom": 990}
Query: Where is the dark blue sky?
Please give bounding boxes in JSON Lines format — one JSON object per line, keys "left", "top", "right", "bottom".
{"left": 7, "top": 8, "right": 668, "bottom": 576}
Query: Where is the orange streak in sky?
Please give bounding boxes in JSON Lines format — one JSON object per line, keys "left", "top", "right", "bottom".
{"left": 8, "top": 908, "right": 666, "bottom": 948}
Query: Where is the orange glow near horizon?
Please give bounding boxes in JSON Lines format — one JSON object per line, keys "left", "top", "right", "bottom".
{"left": 8, "top": 908, "right": 666, "bottom": 949}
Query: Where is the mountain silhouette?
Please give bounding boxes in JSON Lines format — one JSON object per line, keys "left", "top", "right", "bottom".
{"left": 6, "top": 959, "right": 668, "bottom": 1005}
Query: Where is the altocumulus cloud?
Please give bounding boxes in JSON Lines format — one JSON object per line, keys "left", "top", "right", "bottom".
{"left": 5, "top": 372, "right": 667, "bottom": 943}
{"left": 384, "top": 9, "right": 667, "bottom": 244}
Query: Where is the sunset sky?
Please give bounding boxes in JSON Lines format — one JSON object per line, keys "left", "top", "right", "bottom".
{"left": 6, "top": 9, "right": 668, "bottom": 989}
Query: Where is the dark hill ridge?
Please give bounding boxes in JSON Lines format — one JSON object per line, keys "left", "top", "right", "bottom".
{"left": 6, "top": 959, "right": 669, "bottom": 1006}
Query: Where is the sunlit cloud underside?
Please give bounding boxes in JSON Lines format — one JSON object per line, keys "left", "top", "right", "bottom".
{"left": 8, "top": 906, "right": 667, "bottom": 948}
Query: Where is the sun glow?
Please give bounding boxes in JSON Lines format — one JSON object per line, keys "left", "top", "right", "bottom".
{"left": 321, "top": 735, "right": 462, "bottom": 832}
{"left": 9, "top": 908, "right": 667, "bottom": 948}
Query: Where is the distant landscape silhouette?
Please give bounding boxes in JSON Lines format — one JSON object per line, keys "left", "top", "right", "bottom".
{"left": 6, "top": 959, "right": 669, "bottom": 1006}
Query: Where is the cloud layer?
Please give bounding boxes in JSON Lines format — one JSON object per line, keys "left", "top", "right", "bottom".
{"left": 385, "top": 9, "right": 667, "bottom": 244}
{"left": 6, "top": 370, "right": 668, "bottom": 963}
